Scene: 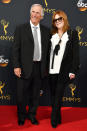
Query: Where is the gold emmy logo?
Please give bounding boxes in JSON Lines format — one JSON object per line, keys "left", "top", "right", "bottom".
{"left": 0, "top": 19, "right": 14, "bottom": 41}
{"left": 69, "top": 84, "right": 76, "bottom": 97}
{"left": 0, "top": 81, "right": 5, "bottom": 95}
{"left": 1, "top": 19, "right": 9, "bottom": 35}
{"left": 43, "top": 0, "right": 55, "bottom": 14}
{"left": 44, "top": 0, "right": 48, "bottom": 7}
{"left": 2, "top": 0, "right": 11, "bottom": 4}
{"left": 76, "top": 26, "right": 83, "bottom": 40}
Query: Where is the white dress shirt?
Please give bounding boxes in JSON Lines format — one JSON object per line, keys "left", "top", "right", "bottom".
{"left": 30, "top": 20, "right": 41, "bottom": 61}
{"left": 49, "top": 32, "right": 69, "bottom": 74}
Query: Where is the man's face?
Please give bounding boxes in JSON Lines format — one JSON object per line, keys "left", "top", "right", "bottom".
{"left": 30, "top": 5, "right": 42, "bottom": 26}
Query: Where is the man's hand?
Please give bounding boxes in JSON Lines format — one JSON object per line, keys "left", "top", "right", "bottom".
{"left": 14, "top": 68, "right": 21, "bottom": 78}
{"left": 69, "top": 74, "right": 75, "bottom": 80}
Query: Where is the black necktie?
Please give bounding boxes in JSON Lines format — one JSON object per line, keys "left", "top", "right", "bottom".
{"left": 51, "top": 39, "right": 61, "bottom": 69}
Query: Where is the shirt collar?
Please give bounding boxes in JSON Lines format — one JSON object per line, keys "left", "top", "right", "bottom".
{"left": 30, "top": 20, "right": 40, "bottom": 29}
{"left": 51, "top": 31, "right": 69, "bottom": 43}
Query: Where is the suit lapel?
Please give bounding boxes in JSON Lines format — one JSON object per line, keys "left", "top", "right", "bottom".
{"left": 40, "top": 24, "right": 45, "bottom": 55}
{"left": 25, "top": 23, "right": 34, "bottom": 42}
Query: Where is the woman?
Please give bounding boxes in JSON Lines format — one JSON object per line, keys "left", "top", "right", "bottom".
{"left": 48, "top": 10, "right": 79, "bottom": 128}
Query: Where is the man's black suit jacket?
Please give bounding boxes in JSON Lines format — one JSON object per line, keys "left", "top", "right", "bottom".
{"left": 12, "top": 23, "right": 50, "bottom": 79}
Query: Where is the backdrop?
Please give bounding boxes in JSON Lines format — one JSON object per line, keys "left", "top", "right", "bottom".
{"left": 0, "top": 0, "right": 87, "bottom": 107}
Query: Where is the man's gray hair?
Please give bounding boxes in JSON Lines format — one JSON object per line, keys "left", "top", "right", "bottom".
{"left": 30, "top": 4, "right": 44, "bottom": 17}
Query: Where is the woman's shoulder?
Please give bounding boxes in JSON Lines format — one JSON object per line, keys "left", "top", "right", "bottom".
{"left": 50, "top": 33, "right": 59, "bottom": 45}
{"left": 70, "top": 28, "right": 78, "bottom": 33}
{"left": 51, "top": 33, "right": 58, "bottom": 39}
{"left": 67, "top": 28, "right": 78, "bottom": 37}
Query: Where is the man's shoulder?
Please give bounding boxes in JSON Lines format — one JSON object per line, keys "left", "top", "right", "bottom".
{"left": 15, "top": 23, "right": 30, "bottom": 30}
{"left": 40, "top": 24, "right": 50, "bottom": 31}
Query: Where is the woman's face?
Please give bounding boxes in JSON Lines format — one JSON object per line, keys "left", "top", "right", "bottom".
{"left": 54, "top": 14, "right": 64, "bottom": 30}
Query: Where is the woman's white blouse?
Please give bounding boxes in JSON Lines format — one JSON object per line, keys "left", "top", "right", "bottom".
{"left": 49, "top": 32, "right": 69, "bottom": 74}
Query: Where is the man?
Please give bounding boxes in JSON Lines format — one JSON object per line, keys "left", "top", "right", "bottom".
{"left": 12, "top": 4, "right": 50, "bottom": 126}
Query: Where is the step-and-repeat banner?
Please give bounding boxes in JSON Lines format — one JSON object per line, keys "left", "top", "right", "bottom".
{"left": 0, "top": 0, "right": 87, "bottom": 106}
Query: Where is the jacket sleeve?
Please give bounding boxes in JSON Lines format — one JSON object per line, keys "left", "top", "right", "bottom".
{"left": 46, "top": 33, "right": 52, "bottom": 74}
{"left": 12, "top": 26, "right": 21, "bottom": 68}
{"left": 70, "top": 29, "right": 80, "bottom": 74}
